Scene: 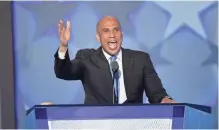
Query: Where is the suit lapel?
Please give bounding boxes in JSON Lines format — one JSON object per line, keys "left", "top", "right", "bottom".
{"left": 90, "top": 47, "right": 114, "bottom": 102}
{"left": 122, "top": 48, "right": 134, "bottom": 100}
{"left": 90, "top": 47, "right": 108, "bottom": 69}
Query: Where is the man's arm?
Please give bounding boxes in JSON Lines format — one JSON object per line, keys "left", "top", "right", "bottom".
{"left": 143, "top": 53, "right": 170, "bottom": 103}
{"left": 54, "top": 47, "right": 84, "bottom": 80}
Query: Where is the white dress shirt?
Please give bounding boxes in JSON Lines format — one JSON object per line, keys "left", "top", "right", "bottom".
{"left": 58, "top": 48, "right": 127, "bottom": 104}
{"left": 102, "top": 49, "right": 127, "bottom": 104}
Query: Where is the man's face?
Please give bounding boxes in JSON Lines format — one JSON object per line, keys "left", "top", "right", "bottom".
{"left": 96, "top": 17, "right": 123, "bottom": 56}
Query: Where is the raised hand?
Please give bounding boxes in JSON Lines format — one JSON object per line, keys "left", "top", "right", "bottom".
{"left": 58, "top": 20, "right": 71, "bottom": 48}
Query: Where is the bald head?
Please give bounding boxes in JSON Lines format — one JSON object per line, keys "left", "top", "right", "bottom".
{"left": 96, "top": 16, "right": 121, "bottom": 33}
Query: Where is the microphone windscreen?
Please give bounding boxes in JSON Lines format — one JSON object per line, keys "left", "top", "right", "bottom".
{"left": 111, "top": 61, "right": 119, "bottom": 73}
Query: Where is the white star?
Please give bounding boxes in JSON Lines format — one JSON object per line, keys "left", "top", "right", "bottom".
{"left": 154, "top": 1, "right": 214, "bottom": 39}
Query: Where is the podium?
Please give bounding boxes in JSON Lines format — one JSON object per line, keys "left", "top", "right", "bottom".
{"left": 25, "top": 103, "right": 212, "bottom": 129}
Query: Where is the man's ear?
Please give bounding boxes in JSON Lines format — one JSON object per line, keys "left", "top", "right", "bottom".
{"left": 96, "top": 33, "right": 100, "bottom": 43}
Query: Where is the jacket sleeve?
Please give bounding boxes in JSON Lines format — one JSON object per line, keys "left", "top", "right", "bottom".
{"left": 143, "top": 53, "right": 169, "bottom": 103}
{"left": 54, "top": 48, "right": 84, "bottom": 80}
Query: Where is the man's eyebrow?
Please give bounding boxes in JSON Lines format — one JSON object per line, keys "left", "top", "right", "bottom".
{"left": 102, "top": 28, "right": 108, "bottom": 30}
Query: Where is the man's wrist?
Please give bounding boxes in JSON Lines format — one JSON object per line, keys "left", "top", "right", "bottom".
{"left": 59, "top": 44, "right": 68, "bottom": 52}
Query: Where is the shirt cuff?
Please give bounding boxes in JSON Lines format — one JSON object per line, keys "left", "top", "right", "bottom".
{"left": 58, "top": 49, "right": 67, "bottom": 59}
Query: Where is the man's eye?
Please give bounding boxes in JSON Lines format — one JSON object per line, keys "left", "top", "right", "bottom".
{"left": 115, "top": 28, "right": 120, "bottom": 31}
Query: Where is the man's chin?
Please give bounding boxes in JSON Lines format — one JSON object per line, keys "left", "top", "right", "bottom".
{"left": 108, "top": 49, "right": 120, "bottom": 56}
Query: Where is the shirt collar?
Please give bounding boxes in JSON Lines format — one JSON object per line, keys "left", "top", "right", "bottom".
{"left": 102, "top": 48, "right": 122, "bottom": 61}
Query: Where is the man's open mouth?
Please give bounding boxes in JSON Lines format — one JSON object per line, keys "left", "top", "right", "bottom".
{"left": 108, "top": 41, "right": 117, "bottom": 49}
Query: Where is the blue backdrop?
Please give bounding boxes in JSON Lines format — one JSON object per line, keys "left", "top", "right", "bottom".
{"left": 12, "top": 1, "right": 218, "bottom": 128}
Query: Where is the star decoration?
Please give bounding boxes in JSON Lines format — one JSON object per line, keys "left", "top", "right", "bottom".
{"left": 199, "top": 1, "right": 218, "bottom": 46}
{"left": 122, "top": 36, "right": 144, "bottom": 51}
{"left": 139, "top": 41, "right": 172, "bottom": 67}
{"left": 16, "top": 43, "right": 31, "bottom": 69}
{"left": 68, "top": 3, "right": 99, "bottom": 49}
{"left": 17, "top": 84, "right": 35, "bottom": 110}
{"left": 199, "top": 1, "right": 218, "bottom": 66}
{"left": 154, "top": 1, "right": 214, "bottom": 39}
{"left": 202, "top": 42, "right": 218, "bottom": 66}
{"left": 130, "top": 1, "right": 171, "bottom": 49}
{"left": 121, "top": 36, "right": 170, "bottom": 67}
{"left": 19, "top": 1, "right": 78, "bottom": 41}
{"left": 86, "top": 1, "right": 143, "bottom": 36}
{"left": 161, "top": 24, "right": 213, "bottom": 65}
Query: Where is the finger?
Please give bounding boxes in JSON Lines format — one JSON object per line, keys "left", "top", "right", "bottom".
{"left": 161, "top": 100, "right": 166, "bottom": 103}
{"left": 59, "top": 20, "right": 63, "bottom": 29}
{"left": 168, "top": 100, "right": 176, "bottom": 103}
{"left": 58, "top": 24, "right": 62, "bottom": 36}
{"left": 59, "top": 19, "right": 63, "bottom": 26}
{"left": 61, "top": 27, "right": 65, "bottom": 38}
{"left": 58, "top": 20, "right": 63, "bottom": 35}
{"left": 172, "top": 100, "right": 177, "bottom": 103}
{"left": 60, "top": 19, "right": 63, "bottom": 23}
{"left": 41, "top": 102, "right": 53, "bottom": 105}
{"left": 66, "top": 20, "right": 71, "bottom": 31}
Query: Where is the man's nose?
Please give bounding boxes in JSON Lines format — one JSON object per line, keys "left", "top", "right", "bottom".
{"left": 109, "top": 31, "right": 116, "bottom": 37}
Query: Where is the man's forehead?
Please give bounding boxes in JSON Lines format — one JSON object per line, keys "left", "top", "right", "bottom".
{"left": 97, "top": 16, "right": 121, "bottom": 30}
{"left": 102, "top": 21, "right": 120, "bottom": 27}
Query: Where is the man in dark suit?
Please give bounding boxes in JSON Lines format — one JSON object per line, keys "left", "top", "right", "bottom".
{"left": 54, "top": 16, "right": 176, "bottom": 104}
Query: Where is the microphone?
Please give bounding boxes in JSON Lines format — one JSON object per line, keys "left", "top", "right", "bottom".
{"left": 110, "top": 61, "right": 119, "bottom": 104}
{"left": 111, "top": 61, "right": 119, "bottom": 73}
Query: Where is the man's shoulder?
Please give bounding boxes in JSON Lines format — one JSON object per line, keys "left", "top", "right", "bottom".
{"left": 123, "top": 48, "right": 149, "bottom": 58}
{"left": 77, "top": 48, "right": 96, "bottom": 53}
{"left": 75, "top": 48, "right": 97, "bottom": 58}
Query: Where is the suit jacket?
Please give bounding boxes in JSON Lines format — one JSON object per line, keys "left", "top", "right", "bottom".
{"left": 54, "top": 46, "right": 169, "bottom": 104}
